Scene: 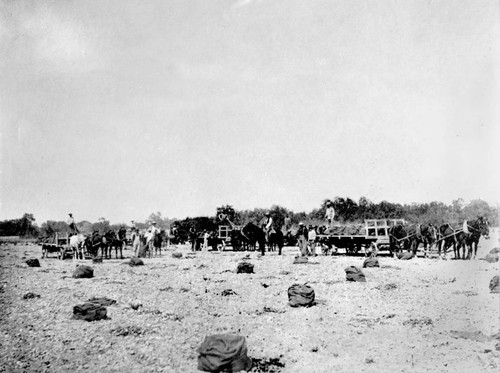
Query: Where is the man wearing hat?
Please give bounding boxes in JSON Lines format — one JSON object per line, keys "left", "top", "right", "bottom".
{"left": 263, "top": 212, "right": 274, "bottom": 242}
{"left": 296, "top": 222, "right": 308, "bottom": 256}
{"left": 67, "top": 213, "right": 79, "bottom": 234}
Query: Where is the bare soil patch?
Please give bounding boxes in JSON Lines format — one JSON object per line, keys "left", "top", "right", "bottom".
{"left": 0, "top": 235, "right": 499, "bottom": 372}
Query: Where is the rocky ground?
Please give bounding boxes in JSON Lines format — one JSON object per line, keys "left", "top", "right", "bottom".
{"left": 0, "top": 232, "right": 499, "bottom": 373}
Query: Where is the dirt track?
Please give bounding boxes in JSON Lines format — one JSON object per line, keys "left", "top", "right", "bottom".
{"left": 1, "top": 233, "right": 499, "bottom": 373}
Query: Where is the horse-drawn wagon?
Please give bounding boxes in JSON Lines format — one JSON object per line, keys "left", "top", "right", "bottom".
{"left": 318, "top": 219, "right": 406, "bottom": 255}
{"left": 40, "top": 232, "right": 73, "bottom": 259}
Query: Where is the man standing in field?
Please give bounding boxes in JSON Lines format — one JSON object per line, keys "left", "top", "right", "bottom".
{"left": 325, "top": 202, "right": 335, "bottom": 228}
{"left": 296, "top": 222, "right": 308, "bottom": 256}
{"left": 308, "top": 225, "right": 317, "bottom": 256}
{"left": 67, "top": 213, "right": 79, "bottom": 234}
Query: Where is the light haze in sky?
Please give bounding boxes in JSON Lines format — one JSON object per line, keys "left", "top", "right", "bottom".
{"left": 1, "top": 0, "right": 499, "bottom": 224}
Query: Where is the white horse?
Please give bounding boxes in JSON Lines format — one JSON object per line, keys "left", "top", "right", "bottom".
{"left": 70, "top": 234, "right": 86, "bottom": 260}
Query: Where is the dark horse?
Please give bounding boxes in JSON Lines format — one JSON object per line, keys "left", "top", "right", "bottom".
{"left": 456, "top": 217, "right": 490, "bottom": 259}
{"left": 437, "top": 224, "right": 459, "bottom": 259}
{"left": 407, "top": 224, "right": 438, "bottom": 257}
{"left": 241, "top": 223, "right": 266, "bottom": 255}
{"left": 86, "top": 231, "right": 108, "bottom": 259}
{"left": 106, "top": 230, "right": 125, "bottom": 259}
{"left": 388, "top": 224, "right": 411, "bottom": 257}
{"left": 268, "top": 228, "right": 284, "bottom": 255}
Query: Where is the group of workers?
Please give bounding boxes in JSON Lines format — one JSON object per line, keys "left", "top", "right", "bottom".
{"left": 65, "top": 201, "right": 336, "bottom": 256}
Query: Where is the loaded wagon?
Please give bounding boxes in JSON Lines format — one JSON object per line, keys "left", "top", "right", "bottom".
{"left": 317, "top": 219, "right": 406, "bottom": 255}
{"left": 40, "top": 232, "right": 73, "bottom": 259}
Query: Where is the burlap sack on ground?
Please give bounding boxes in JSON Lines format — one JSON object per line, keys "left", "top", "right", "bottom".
{"left": 490, "top": 275, "right": 499, "bottom": 294}
{"left": 72, "top": 265, "right": 94, "bottom": 278}
{"left": 72, "top": 302, "right": 107, "bottom": 322}
{"left": 363, "top": 257, "right": 379, "bottom": 268}
{"left": 483, "top": 253, "right": 499, "bottom": 263}
{"left": 236, "top": 262, "right": 254, "bottom": 274}
{"left": 288, "top": 284, "right": 315, "bottom": 307}
{"left": 129, "top": 258, "right": 144, "bottom": 266}
{"left": 197, "top": 334, "right": 252, "bottom": 372}
{"left": 25, "top": 258, "right": 40, "bottom": 267}
{"left": 345, "top": 266, "right": 366, "bottom": 282}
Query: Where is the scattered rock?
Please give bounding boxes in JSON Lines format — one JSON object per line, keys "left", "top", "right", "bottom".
{"left": 129, "top": 258, "right": 144, "bottom": 266}
{"left": 251, "top": 357, "right": 285, "bottom": 372}
{"left": 25, "top": 258, "right": 40, "bottom": 267}
{"left": 72, "top": 265, "right": 94, "bottom": 279}
{"left": 172, "top": 252, "right": 183, "bottom": 259}
{"left": 288, "top": 283, "right": 315, "bottom": 307}
{"left": 345, "top": 266, "right": 366, "bottom": 282}
{"left": 489, "top": 275, "right": 499, "bottom": 293}
{"left": 22, "top": 292, "right": 40, "bottom": 299}
{"left": 197, "top": 334, "right": 252, "bottom": 373}
{"left": 72, "top": 302, "right": 107, "bottom": 322}
{"left": 363, "top": 257, "right": 379, "bottom": 268}
{"left": 237, "top": 262, "right": 254, "bottom": 274}
{"left": 221, "top": 289, "right": 237, "bottom": 296}
{"left": 130, "top": 302, "right": 143, "bottom": 310}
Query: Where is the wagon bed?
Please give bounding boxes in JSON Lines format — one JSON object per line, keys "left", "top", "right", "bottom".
{"left": 317, "top": 219, "right": 406, "bottom": 254}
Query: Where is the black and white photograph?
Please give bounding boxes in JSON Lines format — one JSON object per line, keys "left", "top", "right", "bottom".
{"left": 1, "top": 0, "right": 499, "bottom": 372}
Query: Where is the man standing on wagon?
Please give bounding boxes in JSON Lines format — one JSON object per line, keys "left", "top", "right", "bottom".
{"left": 325, "top": 201, "right": 335, "bottom": 229}
{"left": 67, "top": 213, "right": 79, "bottom": 234}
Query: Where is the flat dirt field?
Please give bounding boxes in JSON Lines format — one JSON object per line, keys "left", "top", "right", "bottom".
{"left": 1, "top": 232, "right": 499, "bottom": 373}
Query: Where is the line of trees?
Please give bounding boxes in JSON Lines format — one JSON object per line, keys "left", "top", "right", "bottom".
{"left": 0, "top": 198, "right": 497, "bottom": 238}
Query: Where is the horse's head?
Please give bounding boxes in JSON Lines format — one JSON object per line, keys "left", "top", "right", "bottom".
{"left": 476, "top": 216, "right": 490, "bottom": 238}
{"left": 421, "top": 224, "right": 437, "bottom": 244}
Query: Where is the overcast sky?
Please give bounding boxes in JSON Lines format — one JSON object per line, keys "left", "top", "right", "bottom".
{"left": 1, "top": 0, "right": 499, "bottom": 224}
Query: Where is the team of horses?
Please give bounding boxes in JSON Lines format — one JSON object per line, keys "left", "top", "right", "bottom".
{"left": 388, "top": 217, "right": 490, "bottom": 259}
{"left": 63, "top": 216, "right": 489, "bottom": 261}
